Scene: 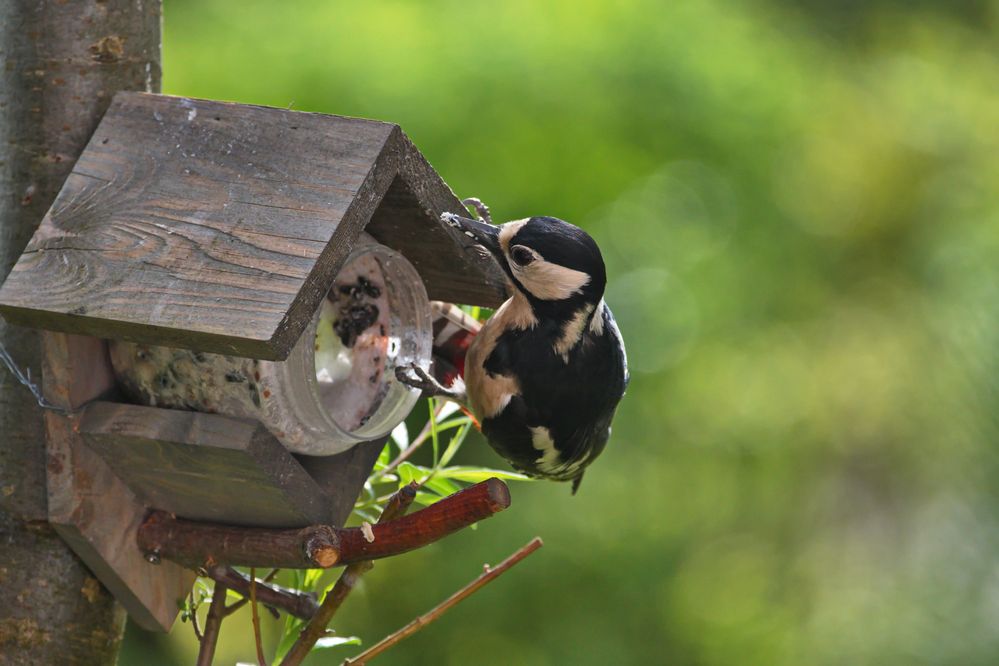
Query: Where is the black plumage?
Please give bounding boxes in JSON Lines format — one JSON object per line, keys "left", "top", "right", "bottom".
{"left": 451, "top": 213, "right": 628, "bottom": 491}
{"left": 397, "top": 211, "right": 628, "bottom": 492}
{"left": 481, "top": 301, "right": 628, "bottom": 486}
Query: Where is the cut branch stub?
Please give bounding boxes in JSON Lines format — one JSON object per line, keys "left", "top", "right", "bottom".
{"left": 137, "top": 479, "right": 511, "bottom": 570}
{"left": 137, "top": 511, "right": 340, "bottom": 570}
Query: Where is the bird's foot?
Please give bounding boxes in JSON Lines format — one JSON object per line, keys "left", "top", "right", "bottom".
{"left": 394, "top": 363, "right": 467, "bottom": 402}
{"left": 461, "top": 197, "right": 492, "bottom": 225}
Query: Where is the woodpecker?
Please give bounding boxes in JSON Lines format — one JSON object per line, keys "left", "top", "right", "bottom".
{"left": 398, "top": 200, "right": 628, "bottom": 493}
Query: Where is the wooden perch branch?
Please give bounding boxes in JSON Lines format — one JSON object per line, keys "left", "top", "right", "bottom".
{"left": 138, "top": 513, "right": 340, "bottom": 569}
{"left": 343, "top": 537, "right": 544, "bottom": 665}
{"left": 137, "top": 478, "right": 511, "bottom": 570}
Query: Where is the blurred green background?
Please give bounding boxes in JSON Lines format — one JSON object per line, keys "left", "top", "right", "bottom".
{"left": 121, "top": 0, "right": 999, "bottom": 664}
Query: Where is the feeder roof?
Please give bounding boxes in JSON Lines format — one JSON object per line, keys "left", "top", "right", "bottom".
{"left": 0, "top": 93, "right": 506, "bottom": 360}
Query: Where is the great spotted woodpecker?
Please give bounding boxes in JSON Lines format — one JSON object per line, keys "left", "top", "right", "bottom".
{"left": 398, "top": 200, "right": 628, "bottom": 493}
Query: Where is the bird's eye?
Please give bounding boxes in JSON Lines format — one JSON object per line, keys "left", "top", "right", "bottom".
{"left": 510, "top": 245, "right": 535, "bottom": 267}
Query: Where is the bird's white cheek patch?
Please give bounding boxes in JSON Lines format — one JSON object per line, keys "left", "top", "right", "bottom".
{"left": 531, "top": 426, "right": 562, "bottom": 473}
{"left": 515, "top": 261, "right": 590, "bottom": 301}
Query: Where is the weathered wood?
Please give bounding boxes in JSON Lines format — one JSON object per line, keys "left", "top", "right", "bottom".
{"left": 137, "top": 478, "right": 512, "bottom": 570}
{"left": 0, "top": 3, "right": 160, "bottom": 658}
{"left": 0, "top": 93, "right": 507, "bottom": 360}
{"left": 42, "top": 333, "right": 194, "bottom": 633}
{"left": 366, "top": 132, "right": 507, "bottom": 307}
{"left": 39, "top": 333, "right": 115, "bottom": 409}
{"left": 80, "top": 401, "right": 332, "bottom": 527}
{"left": 293, "top": 439, "right": 387, "bottom": 527}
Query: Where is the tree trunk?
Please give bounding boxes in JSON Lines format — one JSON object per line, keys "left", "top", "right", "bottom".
{"left": 0, "top": 2, "right": 160, "bottom": 663}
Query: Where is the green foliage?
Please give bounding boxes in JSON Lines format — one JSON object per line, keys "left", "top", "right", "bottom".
{"left": 178, "top": 398, "right": 531, "bottom": 665}
{"left": 357, "top": 398, "right": 531, "bottom": 516}
{"left": 117, "top": 2, "right": 999, "bottom": 665}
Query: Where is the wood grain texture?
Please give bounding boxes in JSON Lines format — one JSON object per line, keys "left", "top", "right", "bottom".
{"left": 0, "top": 93, "right": 507, "bottom": 360}
{"left": 42, "top": 332, "right": 193, "bottom": 633}
{"left": 79, "top": 401, "right": 333, "bottom": 527}
{"left": 366, "top": 131, "right": 507, "bottom": 307}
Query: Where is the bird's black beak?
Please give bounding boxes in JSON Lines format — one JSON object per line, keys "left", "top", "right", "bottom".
{"left": 441, "top": 213, "right": 502, "bottom": 260}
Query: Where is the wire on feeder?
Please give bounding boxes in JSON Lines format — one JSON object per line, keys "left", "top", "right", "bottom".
{"left": 0, "top": 340, "right": 72, "bottom": 414}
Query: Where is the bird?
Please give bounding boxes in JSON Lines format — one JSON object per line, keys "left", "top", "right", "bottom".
{"left": 397, "top": 199, "right": 628, "bottom": 493}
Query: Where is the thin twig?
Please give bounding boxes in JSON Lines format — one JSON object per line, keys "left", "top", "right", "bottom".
{"left": 250, "top": 567, "right": 268, "bottom": 666}
{"left": 379, "top": 402, "right": 447, "bottom": 476}
{"left": 208, "top": 566, "right": 317, "bottom": 620}
{"left": 282, "top": 483, "right": 418, "bottom": 666}
{"left": 343, "top": 537, "right": 544, "bottom": 665}
{"left": 196, "top": 582, "right": 228, "bottom": 666}
{"left": 190, "top": 589, "right": 204, "bottom": 642}
{"left": 224, "top": 568, "right": 280, "bottom": 618}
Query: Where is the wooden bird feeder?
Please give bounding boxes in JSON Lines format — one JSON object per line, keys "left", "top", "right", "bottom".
{"left": 0, "top": 92, "right": 505, "bottom": 631}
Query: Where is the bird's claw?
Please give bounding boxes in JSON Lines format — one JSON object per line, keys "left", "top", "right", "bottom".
{"left": 462, "top": 197, "right": 492, "bottom": 224}
{"left": 394, "top": 362, "right": 461, "bottom": 400}
{"left": 395, "top": 363, "right": 467, "bottom": 402}
{"left": 440, "top": 197, "right": 493, "bottom": 228}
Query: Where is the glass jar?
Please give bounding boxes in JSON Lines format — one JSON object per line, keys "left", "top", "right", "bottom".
{"left": 108, "top": 234, "right": 431, "bottom": 455}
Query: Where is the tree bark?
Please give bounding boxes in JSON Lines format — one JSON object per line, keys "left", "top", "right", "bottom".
{"left": 0, "top": 2, "right": 160, "bottom": 663}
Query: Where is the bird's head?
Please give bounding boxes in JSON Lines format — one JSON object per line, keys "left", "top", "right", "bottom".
{"left": 444, "top": 213, "right": 606, "bottom": 313}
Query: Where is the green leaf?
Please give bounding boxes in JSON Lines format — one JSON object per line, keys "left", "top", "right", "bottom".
{"left": 436, "top": 466, "right": 533, "bottom": 483}
{"left": 397, "top": 461, "right": 418, "bottom": 487}
{"left": 314, "top": 635, "right": 362, "bottom": 650}
{"left": 432, "top": 417, "right": 473, "bottom": 432}
{"left": 274, "top": 616, "right": 305, "bottom": 661}
{"left": 301, "top": 568, "right": 324, "bottom": 591}
{"left": 194, "top": 578, "right": 212, "bottom": 599}
{"left": 438, "top": 422, "right": 472, "bottom": 468}
{"left": 374, "top": 442, "right": 392, "bottom": 470}
{"left": 423, "top": 475, "right": 462, "bottom": 497}
{"left": 413, "top": 490, "right": 445, "bottom": 506}
{"left": 428, "top": 398, "right": 441, "bottom": 466}
{"left": 352, "top": 507, "right": 378, "bottom": 524}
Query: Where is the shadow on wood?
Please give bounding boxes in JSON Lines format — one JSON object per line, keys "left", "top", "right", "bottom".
{"left": 0, "top": 93, "right": 506, "bottom": 360}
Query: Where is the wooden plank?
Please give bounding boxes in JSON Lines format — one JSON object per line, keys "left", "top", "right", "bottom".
{"left": 0, "top": 93, "right": 395, "bottom": 359}
{"left": 79, "top": 401, "right": 333, "bottom": 527}
{"left": 365, "top": 129, "right": 507, "bottom": 307}
{"left": 0, "top": 92, "right": 507, "bottom": 359}
{"left": 294, "top": 438, "right": 387, "bottom": 527}
{"left": 41, "top": 332, "right": 194, "bottom": 632}
{"left": 39, "top": 333, "right": 116, "bottom": 410}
